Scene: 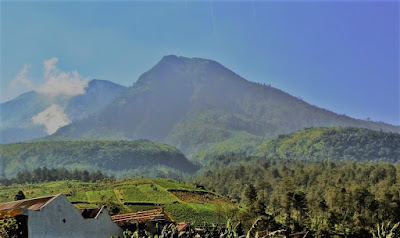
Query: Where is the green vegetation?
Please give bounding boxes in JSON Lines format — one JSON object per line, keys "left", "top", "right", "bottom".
{"left": 113, "top": 220, "right": 246, "bottom": 238}
{"left": 0, "top": 217, "right": 21, "bottom": 238}
{"left": 0, "top": 140, "right": 198, "bottom": 178}
{"left": 0, "top": 178, "right": 237, "bottom": 225}
{"left": 165, "top": 203, "right": 225, "bottom": 225}
{"left": 0, "top": 167, "right": 110, "bottom": 185}
{"left": 196, "top": 156, "right": 400, "bottom": 237}
{"left": 257, "top": 127, "right": 400, "bottom": 163}
{"left": 152, "top": 178, "right": 201, "bottom": 191}
{"left": 197, "top": 127, "right": 400, "bottom": 171}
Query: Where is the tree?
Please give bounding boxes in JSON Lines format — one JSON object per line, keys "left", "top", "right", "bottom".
{"left": 293, "top": 192, "right": 308, "bottom": 228}
{"left": 14, "top": 191, "right": 25, "bottom": 201}
{"left": 241, "top": 184, "right": 257, "bottom": 207}
{"left": 318, "top": 199, "right": 329, "bottom": 220}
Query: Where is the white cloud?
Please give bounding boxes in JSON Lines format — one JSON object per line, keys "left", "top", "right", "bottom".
{"left": 32, "top": 104, "right": 71, "bottom": 135}
{"left": 44, "top": 57, "right": 58, "bottom": 79}
{"left": 10, "top": 64, "right": 33, "bottom": 89}
{"left": 37, "top": 57, "right": 88, "bottom": 97}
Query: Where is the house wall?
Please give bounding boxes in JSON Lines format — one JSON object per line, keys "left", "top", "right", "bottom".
{"left": 27, "top": 195, "right": 85, "bottom": 238}
{"left": 27, "top": 195, "right": 123, "bottom": 238}
{"left": 84, "top": 208, "right": 123, "bottom": 238}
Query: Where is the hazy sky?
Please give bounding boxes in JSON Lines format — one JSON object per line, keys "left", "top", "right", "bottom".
{"left": 1, "top": 0, "right": 399, "bottom": 125}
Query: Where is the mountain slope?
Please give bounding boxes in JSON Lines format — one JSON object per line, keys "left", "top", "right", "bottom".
{"left": 256, "top": 127, "right": 400, "bottom": 163}
{"left": 0, "top": 79, "right": 127, "bottom": 144}
{"left": 50, "top": 55, "right": 399, "bottom": 157}
{"left": 0, "top": 91, "right": 51, "bottom": 143}
{"left": 65, "top": 79, "right": 127, "bottom": 121}
{"left": 0, "top": 178, "right": 235, "bottom": 224}
{"left": 0, "top": 140, "right": 198, "bottom": 178}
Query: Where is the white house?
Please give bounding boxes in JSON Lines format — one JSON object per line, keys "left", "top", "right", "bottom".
{"left": 0, "top": 194, "right": 123, "bottom": 238}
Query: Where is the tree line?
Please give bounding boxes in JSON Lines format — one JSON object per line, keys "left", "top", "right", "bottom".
{"left": 0, "top": 167, "right": 111, "bottom": 186}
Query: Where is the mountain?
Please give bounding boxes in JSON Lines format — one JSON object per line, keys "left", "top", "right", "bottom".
{"left": 256, "top": 127, "right": 400, "bottom": 163}
{"left": 0, "top": 79, "right": 127, "bottom": 144}
{"left": 49, "top": 55, "right": 399, "bottom": 157}
{"left": 65, "top": 79, "right": 127, "bottom": 121}
{"left": 0, "top": 91, "right": 51, "bottom": 143}
{"left": 0, "top": 140, "right": 198, "bottom": 178}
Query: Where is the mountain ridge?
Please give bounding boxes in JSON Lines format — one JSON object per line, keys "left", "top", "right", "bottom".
{"left": 0, "top": 79, "right": 127, "bottom": 144}
{"left": 48, "top": 56, "right": 399, "bottom": 158}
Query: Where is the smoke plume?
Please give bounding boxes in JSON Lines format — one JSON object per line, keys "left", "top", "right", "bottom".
{"left": 32, "top": 104, "right": 71, "bottom": 135}
{"left": 37, "top": 57, "right": 88, "bottom": 97}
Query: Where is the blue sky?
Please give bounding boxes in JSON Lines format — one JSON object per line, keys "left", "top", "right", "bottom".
{"left": 1, "top": 0, "right": 399, "bottom": 125}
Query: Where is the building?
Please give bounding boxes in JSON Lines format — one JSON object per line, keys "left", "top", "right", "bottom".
{"left": 0, "top": 194, "right": 123, "bottom": 238}
{"left": 111, "top": 207, "right": 174, "bottom": 232}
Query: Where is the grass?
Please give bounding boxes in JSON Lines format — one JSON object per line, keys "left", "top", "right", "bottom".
{"left": 120, "top": 186, "right": 149, "bottom": 202}
{"left": 165, "top": 203, "right": 223, "bottom": 225}
{"left": 0, "top": 178, "right": 237, "bottom": 225}
{"left": 136, "top": 184, "right": 178, "bottom": 203}
{"left": 152, "top": 178, "right": 199, "bottom": 191}
{"left": 170, "top": 190, "right": 233, "bottom": 204}
{"left": 86, "top": 190, "right": 117, "bottom": 203}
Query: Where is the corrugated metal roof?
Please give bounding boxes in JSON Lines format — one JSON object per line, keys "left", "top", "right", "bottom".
{"left": 111, "top": 208, "right": 174, "bottom": 224}
{"left": 0, "top": 194, "right": 57, "bottom": 213}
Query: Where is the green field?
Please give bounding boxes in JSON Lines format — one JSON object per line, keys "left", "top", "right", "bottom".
{"left": 0, "top": 178, "right": 237, "bottom": 224}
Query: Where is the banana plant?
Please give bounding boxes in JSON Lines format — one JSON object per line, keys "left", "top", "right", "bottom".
{"left": 372, "top": 222, "right": 400, "bottom": 238}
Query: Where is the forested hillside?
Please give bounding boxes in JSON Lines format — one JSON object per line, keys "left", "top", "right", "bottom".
{"left": 195, "top": 127, "right": 400, "bottom": 165}
{"left": 0, "top": 140, "right": 198, "bottom": 178}
{"left": 49, "top": 56, "right": 399, "bottom": 157}
{"left": 257, "top": 127, "right": 400, "bottom": 163}
{"left": 196, "top": 157, "right": 400, "bottom": 236}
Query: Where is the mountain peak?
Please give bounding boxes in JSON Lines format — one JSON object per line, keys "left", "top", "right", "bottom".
{"left": 158, "top": 55, "right": 188, "bottom": 66}
{"left": 86, "top": 79, "right": 127, "bottom": 92}
{"left": 159, "top": 55, "right": 219, "bottom": 65}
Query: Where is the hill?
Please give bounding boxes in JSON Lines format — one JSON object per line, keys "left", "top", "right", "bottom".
{"left": 256, "top": 127, "right": 400, "bottom": 163}
{"left": 49, "top": 55, "right": 399, "bottom": 158}
{"left": 0, "top": 79, "right": 127, "bottom": 144}
{"left": 0, "top": 140, "right": 198, "bottom": 178}
{"left": 0, "top": 178, "right": 237, "bottom": 224}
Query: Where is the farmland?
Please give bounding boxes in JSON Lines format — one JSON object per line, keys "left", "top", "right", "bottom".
{"left": 0, "top": 178, "right": 237, "bottom": 224}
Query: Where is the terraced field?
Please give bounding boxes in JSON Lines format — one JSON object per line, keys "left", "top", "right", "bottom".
{"left": 0, "top": 178, "right": 237, "bottom": 224}
{"left": 170, "top": 190, "right": 233, "bottom": 205}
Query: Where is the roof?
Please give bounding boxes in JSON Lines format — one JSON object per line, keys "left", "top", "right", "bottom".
{"left": 111, "top": 208, "right": 174, "bottom": 225}
{"left": 177, "top": 223, "right": 189, "bottom": 232}
{"left": 79, "top": 206, "right": 104, "bottom": 219}
{"left": 0, "top": 194, "right": 58, "bottom": 212}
